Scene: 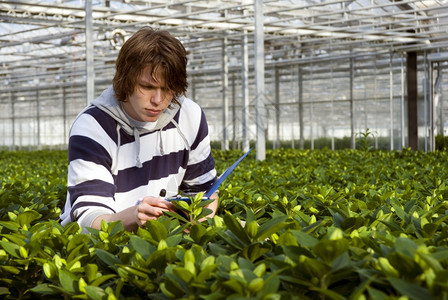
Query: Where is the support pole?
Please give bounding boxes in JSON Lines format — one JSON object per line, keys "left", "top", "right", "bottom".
{"left": 298, "top": 65, "right": 304, "bottom": 149}
{"left": 10, "top": 92, "right": 15, "bottom": 150}
{"left": 350, "top": 56, "right": 355, "bottom": 149}
{"left": 401, "top": 54, "right": 405, "bottom": 150}
{"left": 36, "top": 86, "right": 41, "bottom": 150}
{"left": 85, "top": 0, "right": 94, "bottom": 105}
{"left": 310, "top": 64, "right": 314, "bottom": 150}
{"left": 430, "top": 62, "right": 435, "bottom": 151}
{"left": 407, "top": 51, "right": 418, "bottom": 150}
{"left": 390, "top": 52, "right": 394, "bottom": 150}
{"left": 63, "top": 84, "right": 68, "bottom": 147}
{"left": 330, "top": 62, "right": 335, "bottom": 150}
{"left": 254, "top": 0, "right": 265, "bottom": 160}
{"left": 436, "top": 64, "right": 444, "bottom": 136}
{"left": 232, "top": 74, "right": 237, "bottom": 149}
{"left": 222, "top": 36, "right": 229, "bottom": 150}
{"left": 275, "top": 67, "right": 280, "bottom": 149}
{"left": 242, "top": 29, "right": 250, "bottom": 152}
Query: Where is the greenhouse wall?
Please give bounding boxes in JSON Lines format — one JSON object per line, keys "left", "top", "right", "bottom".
{"left": 1, "top": 1, "right": 447, "bottom": 152}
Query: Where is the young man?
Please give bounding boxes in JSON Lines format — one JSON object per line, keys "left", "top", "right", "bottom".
{"left": 60, "top": 27, "right": 218, "bottom": 232}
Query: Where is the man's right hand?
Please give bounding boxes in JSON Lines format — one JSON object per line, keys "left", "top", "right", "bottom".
{"left": 91, "top": 196, "right": 175, "bottom": 232}
{"left": 134, "top": 196, "right": 175, "bottom": 227}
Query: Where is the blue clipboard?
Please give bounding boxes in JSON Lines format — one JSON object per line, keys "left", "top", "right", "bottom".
{"left": 168, "top": 148, "right": 253, "bottom": 201}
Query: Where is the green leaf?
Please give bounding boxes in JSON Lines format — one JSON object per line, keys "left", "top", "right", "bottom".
{"left": 173, "top": 266, "right": 195, "bottom": 283}
{"left": 208, "top": 242, "right": 228, "bottom": 256}
{"left": 190, "top": 223, "right": 207, "bottom": 244}
{"left": 299, "top": 255, "right": 330, "bottom": 278}
{"left": 309, "top": 287, "right": 346, "bottom": 300}
{"left": 387, "top": 252, "right": 422, "bottom": 280}
{"left": 331, "top": 252, "right": 352, "bottom": 271}
{"left": 197, "top": 207, "right": 213, "bottom": 219}
{"left": 223, "top": 212, "right": 251, "bottom": 246}
{"left": 432, "top": 249, "right": 448, "bottom": 261}
{"left": 16, "top": 210, "right": 42, "bottom": 227}
{"left": 388, "top": 277, "right": 435, "bottom": 300}
{"left": 117, "top": 265, "right": 149, "bottom": 279}
{"left": 280, "top": 245, "right": 314, "bottom": 263}
{"left": 58, "top": 269, "right": 78, "bottom": 294}
{"left": 257, "top": 273, "right": 280, "bottom": 296}
{"left": 244, "top": 207, "right": 257, "bottom": 225}
{"left": 291, "top": 230, "right": 319, "bottom": 248}
{"left": 130, "top": 235, "right": 153, "bottom": 259}
{"left": 84, "top": 264, "right": 99, "bottom": 283}
{"left": 84, "top": 285, "right": 107, "bottom": 300}
{"left": 415, "top": 251, "right": 443, "bottom": 272}
{"left": 390, "top": 198, "right": 405, "bottom": 221}
{"left": 255, "top": 215, "right": 288, "bottom": 241}
{"left": 348, "top": 274, "right": 376, "bottom": 299}
{"left": 403, "top": 199, "right": 417, "bottom": 213}
{"left": 90, "top": 274, "right": 117, "bottom": 287}
{"left": 223, "top": 277, "right": 246, "bottom": 295}
{"left": 366, "top": 287, "right": 389, "bottom": 300}
{"left": 196, "top": 198, "right": 215, "bottom": 208}
{"left": 422, "top": 223, "right": 439, "bottom": 237}
{"left": 163, "top": 273, "right": 187, "bottom": 298}
{"left": 241, "top": 242, "right": 271, "bottom": 262}
{"left": 66, "top": 233, "right": 90, "bottom": 254}
{"left": 67, "top": 246, "right": 88, "bottom": 266}
{"left": 378, "top": 220, "right": 403, "bottom": 233}
{"left": 278, "top": 275, "right": 314, "bottom": 287}
{"left": 394, "top": 237, "right": 417, "bottom": 256}
{"left": 0, "top": 240, "right": 21, "bottom": 258}
{"left": 0, "top": 221, "right": 20, "bottom": 231}
{"left": 313, "top": 239, "right": 349, "bottom": 264}
{"left": 197, "top": 264, "right": 217, "bottom": 282}
{"left": 0, "top": 287, "right": 9, "bottom": 296}
{"left": 0, "top": 265, "right": 21, "bottom": 275}
{"left": 95, "top": 249, "right": 121, "bottom": 269}
{"left": 164, "top": 210, "right": 189, "bottom": 223}
{"left": 29, "top": 283, "right": 60, "bottom": 295}
{"left": 340, "top": 217, "right": 364, "bottom": 231}
{"left": 145, "top": 219, "right": 168, "bottom": 242}
{"left": 166, "top": 233, "right": 183, "bottom": 247}
{"left": 147, "top": 248, "right": 178, "bottom": 270}
{"left": 173, "top": 200, "right": 190, "bottom": 211}
{"left": 2, "top": 233, "right": 26, "bottom": 247}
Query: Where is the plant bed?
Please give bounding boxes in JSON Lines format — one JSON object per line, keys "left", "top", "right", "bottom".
{"left": 0, "top": 148, "right": 448, "bottom": 299}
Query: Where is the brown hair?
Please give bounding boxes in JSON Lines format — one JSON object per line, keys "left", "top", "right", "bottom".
{"left": 112, "top": 27, "right": 188, "bottom": 106}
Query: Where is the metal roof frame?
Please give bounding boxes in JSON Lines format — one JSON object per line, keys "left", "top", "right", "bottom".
{"left": 1, "top": 0, "right": 448, "bottom": 152}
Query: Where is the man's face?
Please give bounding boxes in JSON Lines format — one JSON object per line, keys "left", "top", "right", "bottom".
{"left": 122, "top": 66, "right": 174, "bottom": 122}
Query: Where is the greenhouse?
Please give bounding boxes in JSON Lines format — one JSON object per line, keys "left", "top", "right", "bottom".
{"left": 1, "top": 0, "right": 447, "bottom": 159}
{"left": 3, "top": 1, "right": 448, "bottom": 299}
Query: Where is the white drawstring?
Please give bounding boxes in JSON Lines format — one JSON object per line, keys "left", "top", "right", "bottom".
{"left": 133, "top": 127, "right": 143, "bottom": 168}
{"left": 158, "top": 128, "right": 164, "bottom": 155}
{"left": 171, "top": 119, "right": 190, "bottom": 151}
{"left": 111, "top": 125, "right": 121, "bottom": 175}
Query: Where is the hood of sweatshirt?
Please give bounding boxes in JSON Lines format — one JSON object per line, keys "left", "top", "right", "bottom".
{"left": 90, "top": 85, "right": 189, "bottom": 168}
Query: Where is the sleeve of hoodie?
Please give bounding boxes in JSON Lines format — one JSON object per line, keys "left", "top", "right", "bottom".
{"left": 65, "top": 107, "right": 119, "bottom": 228}
{"left": 179, "top": 101, "right": 217, "bottom": 194}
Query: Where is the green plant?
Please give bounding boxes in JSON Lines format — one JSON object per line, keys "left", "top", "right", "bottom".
{"left": 1, "top": 149, "right": 448, "bottom": 299}
{"left": 356, "top": 128, "right": 376, "bottom": 151}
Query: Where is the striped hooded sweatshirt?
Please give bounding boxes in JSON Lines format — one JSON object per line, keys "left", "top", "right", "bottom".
{"left": 60, "top": 86, "right": 217, "bottom": 228}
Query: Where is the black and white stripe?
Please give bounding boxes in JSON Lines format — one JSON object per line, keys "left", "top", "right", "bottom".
{"left": 60, "top": 97, "right": 216, "bottom": 227}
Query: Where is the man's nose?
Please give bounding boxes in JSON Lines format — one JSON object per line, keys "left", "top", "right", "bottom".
{"left": 151, "top": 89, "right": 163, "bottom": 104}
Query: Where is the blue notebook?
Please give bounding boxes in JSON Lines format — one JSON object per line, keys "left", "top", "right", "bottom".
{"left": 168, "top": 148, "right": 253, "bottom": 201}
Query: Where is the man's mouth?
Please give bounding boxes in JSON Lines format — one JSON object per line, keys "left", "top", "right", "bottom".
{"left": 145, "top": 109, "right": 161, "bottom": 116}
